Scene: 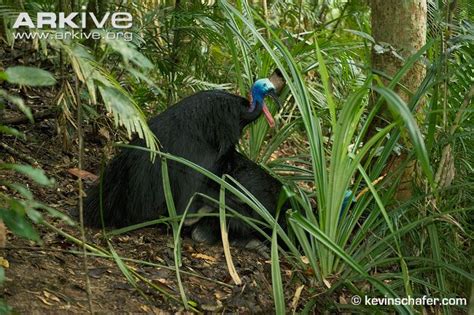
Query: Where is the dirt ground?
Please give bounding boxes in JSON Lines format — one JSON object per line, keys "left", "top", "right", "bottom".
{"left": 0, "top": 49, "right": 317, "bottom": 313}
{"left": 3, "top": 224, "right": 310, "bottom": 313}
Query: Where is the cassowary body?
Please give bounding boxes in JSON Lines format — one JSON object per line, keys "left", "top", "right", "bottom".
{"left": 190, "top": 150, "right": 287, "bottom": 246}
{"left": 83, "top": 81, "right": 281, "bottom": 235}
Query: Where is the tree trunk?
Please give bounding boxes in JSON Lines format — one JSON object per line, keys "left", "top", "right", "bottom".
{"left": 370, "top": 0, "right": 427, "bottom": 201}
{"left": 84, "top": 0, "right": 109, "bottom": 48}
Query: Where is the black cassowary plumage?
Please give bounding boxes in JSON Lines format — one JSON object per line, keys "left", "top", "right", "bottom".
{"left": 83, "top": 89, "right": 278, "bottom": 229}
{"left": 190, "top": 150, "right": 288, "bottom": 246}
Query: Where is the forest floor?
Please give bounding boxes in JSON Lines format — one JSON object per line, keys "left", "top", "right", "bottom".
{"left": 0, "top": 48, "right": 317, "bottom": 313}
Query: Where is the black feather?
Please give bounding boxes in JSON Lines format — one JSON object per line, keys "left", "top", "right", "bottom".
{"left": 83, "top": 90, "right": 268, "bottom": 228}
{"left": 190, "top": 150, "right": 287, "bottom": 244}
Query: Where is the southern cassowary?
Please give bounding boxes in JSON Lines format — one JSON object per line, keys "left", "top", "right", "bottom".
{"left": 82, "top": 76, "right": 283, "bottom": 242}
{"left": 188, "top": 149, "right": 288, "bottom": 247}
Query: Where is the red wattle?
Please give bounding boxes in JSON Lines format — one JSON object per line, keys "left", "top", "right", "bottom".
{"left": 262, "top": 104, "right": 275, "bottom": 128}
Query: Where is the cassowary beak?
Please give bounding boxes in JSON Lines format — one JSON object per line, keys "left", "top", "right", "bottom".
{"left": 268, "top": 90, "right": 282, "bottom": 107}
{"left": 262, "top": 90, "right": 281, "bottom": 128}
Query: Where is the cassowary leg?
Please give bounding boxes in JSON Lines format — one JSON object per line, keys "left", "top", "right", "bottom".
{"left": 192, "top": 219, "right": 270, "bottom": 257}
{"left": 231, "top": 238, "right": 270, "bottom": 259}
{"left": 191, "top": 210, "right": 271, "bottom": 257}
{"left": 191, "top": 206, "right": 220, "bottom": 244}
{"left": 183, "top": 205, "right": 208, "bottom": 226}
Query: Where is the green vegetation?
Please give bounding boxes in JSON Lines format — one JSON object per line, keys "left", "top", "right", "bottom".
{"left": 0, "top": 0, "right": 472, "bottom": 313}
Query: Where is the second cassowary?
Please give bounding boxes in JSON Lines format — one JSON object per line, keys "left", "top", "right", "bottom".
{"left": 188, "top": 150, "right": 288, "bottom": 247}
{"left": 83, "top": 76, "right": 284, "bottom": 245}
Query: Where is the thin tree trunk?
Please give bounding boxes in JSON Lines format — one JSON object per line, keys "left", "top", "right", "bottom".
{"left": 167, "top": 0, "right": 182, "bottom": 106}
{"left": 84, "top": 0, "right": 109, "bottom": 48}
{"left": 370, "top": 0, "right": 427, "bottom": 201}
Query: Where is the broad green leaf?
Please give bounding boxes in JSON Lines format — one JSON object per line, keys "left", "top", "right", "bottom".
{"left": 1, "top": 164, "right": 54, "bottom": 186}
{"left": 5, "top": 66, "right": 56, "bottom": 86}
{"left": 0, "top": 208, "right": 40, "bottom": 241}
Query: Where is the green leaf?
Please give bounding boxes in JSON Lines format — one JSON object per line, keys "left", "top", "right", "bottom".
{"left": 0, "top": 89, "right": 32, "bottom": 122}
{"left": 0, "top": 299, "right": 12, "bottom": 314}
{"left": 32, "top": 202, "right": 75, "bottom": 226}
{"left": 373, "top": 87, "right": 434, "bottom": 185}
{"left": 105, "top": 39, "right": 153, "bottom": 70}
{"left": 343, "top": 29, "right": 375, "bottom": 43}
{"left": 1, "top": 164, "right": 54, "bottom": 186}
{"left": 0, "top": 125, "right": 25, "bottom": 138}
{"left": 0, "top": 208, "right": 40, "bottom": 241}
{"left": 98, "top": 85, "right": 158, "bottom": 158}
{"left": 121, "top": 143, "right": 299, "bottom": 255}
{"left": 161, "top": 157, "right": 188, "bottom": 306}
{"left": 271, "top": 196, "right": 285, "bottom": 314}
{"left": 288, "top": 211, "right": 411, "bottom": 314}
{"left": 3, "top": 182, "right": 33, "bottom": 200}
{"left": 108, "top": 241, "right": 138, "bottom": 286}
{"left": 315, "top": 39, "right": 337, "bottom": 128}
{"left": 26, "top": 208, "right": 43, "bottom": 224}
{"left": 5, "top": 66, "right": 56, "bottom": 86}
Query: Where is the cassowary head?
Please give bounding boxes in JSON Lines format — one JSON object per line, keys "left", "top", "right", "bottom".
{"left": 247, "top": 78, "right": 281, "bottom": 128}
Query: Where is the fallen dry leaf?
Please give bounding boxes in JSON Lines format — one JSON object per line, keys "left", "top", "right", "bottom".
{"left": 43, "top": 291, "right": 60, "bottom": 303}
{"left": 0, "top": 257, "right": 9, "bottom": 268}
{"left": 291, "top": 285, "right": 305, "bottom": 311}
{"left": 323, "top": 278, "right": 332, "bottom": 288}
{"left": 67, "top": 168, "right": 98, "bottom": 182}
{"left": 38, "top": 296, "right": 54, "bottom": 306}
{"left": 191, "top": 253, "right": 217, "bottom": 263}
{"left": 300, "top": 256, "right": 309, "bottom": 264}
{"left": 0, "top": 221, "right": 5, "bottom": 247}
{"left": 140, "top": 305, "right": 151, "bottom": 312}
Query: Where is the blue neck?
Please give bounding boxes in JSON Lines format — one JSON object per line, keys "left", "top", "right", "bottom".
{"left": 249, "top": 89, "right": 265, "bottom": 112}
{"left": 243, "top": 96, "right": 264, "bottom": 123}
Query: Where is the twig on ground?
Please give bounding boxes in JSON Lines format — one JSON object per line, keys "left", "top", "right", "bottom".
{"left": 0, "top": 141, "right": 39, "bottom": 165}
{"left": 0, "top": 108, "right": 56, "bottom": 125}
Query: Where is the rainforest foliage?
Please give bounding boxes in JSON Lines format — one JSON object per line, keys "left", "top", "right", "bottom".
{"left": 0, "top": 0, "right": 472, "bottom": 313}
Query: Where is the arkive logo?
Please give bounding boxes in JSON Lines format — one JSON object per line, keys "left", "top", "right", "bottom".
{"left": 11, "top": 8, "right": 133, "bottom": 41}
{"left": 13, "top": 12, "right": 132, "bottom": 29}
